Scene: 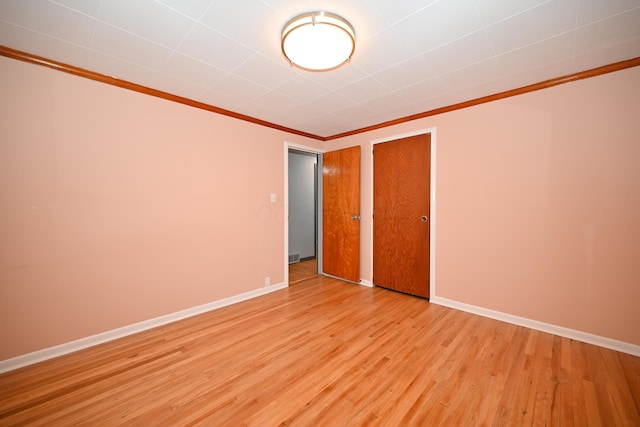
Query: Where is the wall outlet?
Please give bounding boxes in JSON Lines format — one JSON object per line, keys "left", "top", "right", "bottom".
{"left": 264, "top": 277, "right": 271, "bottom": 287}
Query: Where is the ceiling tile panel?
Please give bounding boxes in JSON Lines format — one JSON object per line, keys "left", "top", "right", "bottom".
{"left": 472, "top": 0, "right": 549, "bottom": 26}
{"left": 177, "top": 24, "right": 255, "bottom": 72}
{"left": 335, "top": 76, "right": 392, "bottom": 103}
{"left": 577, "top": 0, "right": 640, "bottom": 26}
{"left": 308, "top": 91, "right": 358, "bottom": 113}
{"left": 357, "top": 109, "right": 410, "bottom": 129}
{"left": 459, "top": 77, "right": 521, "bottom": 99}
{"left": 254, "top": 104, "right": 310, "bottom": 127}
{"left": 440, "top": 57, "right": 505, "bottom": 90}
{"left": 351, "top": 27, "right": 416, "bottom": 75}
{"left": 51, "top": 0, "right": 102, "bottom": 18}
{"left": 236, "top": 106, "right": 282, "bottom": 125}
{"left": 232, "top": 54, "right": 299, "bottom": 89}
{"left": 156, "top": 0, "right": 215, "bottom": 20}
{"left": 241, "top": 90, "right": 298, "bottom": 117}
{"left": 211, "top": 73, "right": 270, "bottom": 101}
{"left": 394, "top": 77, "right": 451, "bottom": 104}
{"left": 393, "top": 0, "right": 484, "bottom": 54}
{"left": 276, "top": 102, "right": 327, "bottom": 125}
{"left": 368, "top": 0, "right": 439, "bottom": 25}
{"left": 424, "top": 90, "right": 479, "bottom": 111}
{"left": 87, "top": 51, "right": 158, "bottom": 87}
{"left": 198, "top": 87, "right": 246, "bottom": 112}
{"left": 200, "top": 0, "right": 279, "bottom": 48}
{"left": 360, "top": 92, "right": 409, "bottom": 113}
{"left": 304, "top": 64, "right": 368, "bottom": 91}
{"left": 486, "top": 0, "right": 579, "bottom": 54}
{"left": 422, "top": 29, "right": 496, "bottom": 75}
{"left": 506, "top": 58, "right": 581, "bottom": 89}
{"left": 151, "top": 73, "right": 209, "bottom": 101}
{"left": 574, "top": 8, "right": 640, "bottom": 55}
{"left": 274, "top": 75, "right": 330, "bottom": 100}
{"left": 0, "top": 0, "right": 96, "bottom": 47}
{"left": 257, "top": 0, "right": 304, "bottom": 13}
{"left": 160, "top": 52, "right": 227, "bottom": 88}
{"left": 99, "top": 0, "right": 195, "bottom": 49}
{"left": 292, "top": 112, "right": 349, "bottom": 134}
{"left": 0, "top": 22, "right": 92, "bottom": 68}
{"left": 332, "top": 102, "right": 376, "bottom": 122}
{"left": 571, "top": 37, "right": 640, "bottom": 71}
{"left": 372, "top": 56, "right": 436, "bottom": 91}
{"left": 91, "top": 22, "right": 173, "bottom": 71}
{"left": 498, "top": 32, "right": 575, "bottom": 77}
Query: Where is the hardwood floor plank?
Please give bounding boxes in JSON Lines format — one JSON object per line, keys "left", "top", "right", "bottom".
{"left": 569, "top": 341, "right": 590, "bottom": 427}
{"left": 0, "top": 275, "right": 638, "bottom": 426}
{"left": 583, "top": 379, "right": 603, "bottom": 427}
{"left": 288, "top": 258, "right": 318, "bottom": 284}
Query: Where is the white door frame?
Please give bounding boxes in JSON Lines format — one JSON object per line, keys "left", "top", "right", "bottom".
{"left": 284, "top": 141, "right": 325, "bottom": 285}
{"left": 370, "top": 127, "right": 437, "bottom": 298}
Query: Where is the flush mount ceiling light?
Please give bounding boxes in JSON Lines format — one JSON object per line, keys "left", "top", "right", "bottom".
{"left": 281, "top": 11, "right": 355, "bottom": 72}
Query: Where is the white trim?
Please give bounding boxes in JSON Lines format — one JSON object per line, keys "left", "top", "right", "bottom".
{"left": 430, "top": 296, "right": 640, "bottom": 357}
{"left": 286, "top": 141, "right": 326, "bottom": 154}
{"left": 0, "top": 282, "right": 287, "bottom": 374}
{"left": 359, "top": 279, "right": 374, "bottom": 288}
{"left": 284, "top": 141, "right": 325, "bottom": 284}
{"left": 284, "top": 142, "right": 290, "bottom": 286}
{"left": 370, "top": 128, "right": 437, "bottom": 297}
{"left": 429, "top": 129, "right": 437, "bottom": 298}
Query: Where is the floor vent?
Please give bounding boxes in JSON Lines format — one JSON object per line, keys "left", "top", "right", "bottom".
{"left": 288, "top": 253, "right": 300, "bottom": 264}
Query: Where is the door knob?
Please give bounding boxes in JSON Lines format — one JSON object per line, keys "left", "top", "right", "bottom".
{"left": 351, "top": 215, "right": 361, "bottom": 220}
{"left": 421, "top": 215, "right": 428, "bottom": 222}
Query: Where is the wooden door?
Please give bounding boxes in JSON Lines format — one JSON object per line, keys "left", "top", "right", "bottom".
{"left": 373, "top": 133, "right": 430, "bottom": 297}
{"left": 322, "top": 146, "right": 361, "bottom": 282}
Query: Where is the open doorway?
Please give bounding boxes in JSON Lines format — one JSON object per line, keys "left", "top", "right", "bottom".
{"left": 288, "top": 149, "right": 320, "bottom": 284}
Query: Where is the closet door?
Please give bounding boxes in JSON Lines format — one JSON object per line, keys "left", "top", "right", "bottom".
{"left": 373, "top": 133, "right": 430, "bottom": 298}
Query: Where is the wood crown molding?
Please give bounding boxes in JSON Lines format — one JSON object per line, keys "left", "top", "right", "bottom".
{"left": 326, "top": 56, "right": 640, "bottom": 140}
{"left": 2, "top": 45, "right": 639, "bottom": 141}
{"left": 0, "top": 45, "right": 323, "bottom": 141}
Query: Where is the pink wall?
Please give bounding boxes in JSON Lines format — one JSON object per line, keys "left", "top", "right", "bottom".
{"left": 1, "top": 54, "right": 638, "bottom": 362}
{"left": 328, "top": 66, "right": 640, "bottom": 346}
{"left": 0, "top": 56, "right": 321, "bottom": 360}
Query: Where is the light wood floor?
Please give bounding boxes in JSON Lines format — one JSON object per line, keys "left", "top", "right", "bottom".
{"left": 288, "top": 258, "right": 318, "bottom": 283}
{"left": 1, "top": 275, "right": 638, "bottom": 426}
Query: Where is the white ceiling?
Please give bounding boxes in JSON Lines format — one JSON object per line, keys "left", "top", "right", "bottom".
{"left": 1, "top": 0, "right": 639, "bottom": 138}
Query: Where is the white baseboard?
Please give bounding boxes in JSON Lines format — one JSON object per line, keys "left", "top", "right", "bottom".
{"left": 0, "top": 282, "right": 288, "bottom": 374}
{"left": 358, "top": 279, "right": 374, "bottom": 288}
{"left": 430, "top": 296, "right": 640, "bottom": 357}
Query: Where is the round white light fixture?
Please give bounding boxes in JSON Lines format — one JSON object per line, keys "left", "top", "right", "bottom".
{"left": 281, "top": 11, "right": 355, "bottom": 72}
